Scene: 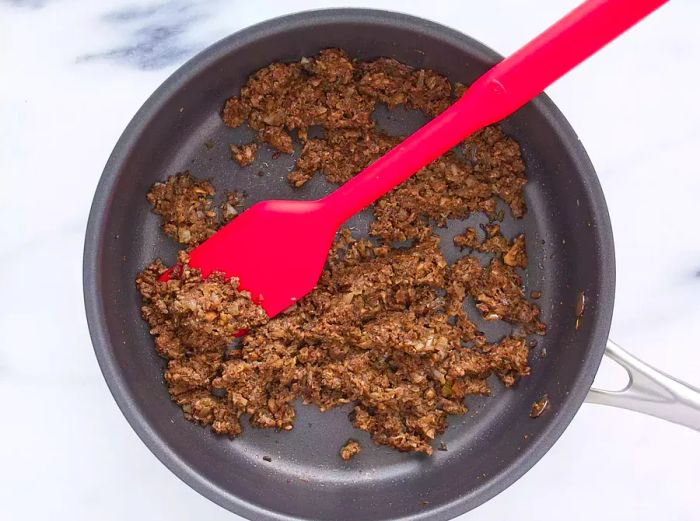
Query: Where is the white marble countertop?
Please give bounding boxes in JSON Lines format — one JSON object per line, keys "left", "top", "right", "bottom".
{"left": 1, "top": 0, "right": 699, "bottom": 519}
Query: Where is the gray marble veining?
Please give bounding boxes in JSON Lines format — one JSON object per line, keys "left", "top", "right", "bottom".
{"left": 77, "top": 0, "right": 207, "bottom": 69}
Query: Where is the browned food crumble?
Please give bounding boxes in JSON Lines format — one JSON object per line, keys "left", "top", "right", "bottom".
{"left": 290, "top": 128, "right": 397, "bottom": 188}
{"left": 223, "top": 50, "right": 371, "bottom": 147}
{"left": 223, "top": 49, "right": 526, "bottom": 232}
{"left": 136, "top": 251, "right": 268, "bottom": 357}
{"left": 220, "top": 191, "right": 243, "bottom": 224}
{"left": 369, "top": 127, "right": 526, "bottom": 242}
{"left": 230, "top": 143, "right": 257, "bottom": 167}
{"left": 136, "top": 251, "right": 268, "bottom": 436}
{"left": 146, "top": 172, "right": 217, "bottom": 246}
{"left": 138, "top": 232, "right": 535, "bottom": 454}
{"left": 138, "top": 50, "right": 545, "bottom": 455}
{"left": 450, "top": 256, "right": 545, "bottom": 334}
{"left": 454, "top": 224, "right": 527, "bottom": 269}
{"left": 530, "top": 393, "right": 550, "bottom": 418}
{"left": 357, "top": 58, "right": 452, "bottom": 116}
{"left": 340, "top": 439, "right": 362, "bottom": 461}
{"left": 453, "top": 227, "right": 480, "bottom": 250}
{"left": 462, "top": 127, "right": 527, "bottom": 218}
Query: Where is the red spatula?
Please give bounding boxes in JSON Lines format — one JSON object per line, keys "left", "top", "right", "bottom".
{"left": 164, "top": 0, "right": 667, "bottom": 317}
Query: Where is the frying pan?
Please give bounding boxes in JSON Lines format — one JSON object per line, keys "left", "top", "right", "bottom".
{"left": 83, "top": 9, "right": 700, "bottom": 521}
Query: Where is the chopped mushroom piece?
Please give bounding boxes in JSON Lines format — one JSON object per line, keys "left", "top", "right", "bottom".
{"left": 230, "top": 143, "right": 257, "bottom": 166}
{"left": 340, "top": 440, "right": 362, "bottom": 461}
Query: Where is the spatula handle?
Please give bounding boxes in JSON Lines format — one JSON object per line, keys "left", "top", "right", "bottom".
{"left": 321, "top": 0, "right": 668, "bottom": 225}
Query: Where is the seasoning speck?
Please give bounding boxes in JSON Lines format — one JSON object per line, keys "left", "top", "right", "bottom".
{"left": 437, "top": 442, "right": 448, "bottom": 451}
{"left": 263, "top": 455, "right": 272, "bottom": 462}
{"left": 530, "top": 393, "right": 549, "bottom": 418}
{"left": 530, "top": 290, "right": 542, "bottom": 299}
{"left": 204, "top": 141, "right": 214, "bottom": 150}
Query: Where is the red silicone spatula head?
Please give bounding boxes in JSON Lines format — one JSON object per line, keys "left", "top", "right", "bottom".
{"left": 184, "top": 199, "right": 338, "bottom": 317}
{"left": 164, "top": 0, "right": 667, "bottom": 319}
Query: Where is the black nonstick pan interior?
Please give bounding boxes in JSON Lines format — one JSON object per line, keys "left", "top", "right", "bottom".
{"left": 84, "top": 9, "right": 615, "bottom": 521}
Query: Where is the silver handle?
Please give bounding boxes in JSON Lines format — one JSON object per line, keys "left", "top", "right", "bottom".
{"left": 585, "top": 339, "right": 700, "bottom": 431}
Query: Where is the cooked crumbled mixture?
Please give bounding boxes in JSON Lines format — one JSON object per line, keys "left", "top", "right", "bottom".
{"left": 220, "top": 191, "right": 242, "bottom": 224}
{"left": 357, "top": 57, "right": 452, "bottom": 115}
{"left": 290, "top": 128, "right": 398, "bottom": 187}
{"left": 370, "top": 152, "right": 494, "bottom": 242}
{"left": 462, "top": 127, "right": 527, "bottom": 218}
{"left": 449, "top": 257, "right": 545, "bottom": 334}
{"left": 258, "top": 126, "right": 294, "bottom": 154}
{"left": 136, "top": 251, "right": 268, "bottom": 358}
{"left": 230, "top": 143, "right": 257, "bottom": 167}
{"left": 212, "top": 237, "right": 529, "bottom": 454}
{"left": 138, "top": 235, "right": 533, "bottom": 454}
{"left": 222, "top": 49, "right": 375, "bottom": 151}
{"left": 222, "top": 49, "right": 527, "bottom": 236}
{"left": 454, "top": 224, "right": 527, "bottom": 269}
{"left": 503, "top": 235, "right": 527, "bottom": 268}
{"left": 340, "top": 439, "right": 362, "bottom": 461}
{"left": 453, "top": 227, "right": 480, "bottom": 250}
{"left": 221, "top": 96, "right": 248, "bottom": 128}
{"left": 146, "top": 172, "right": 218, "bottom": 246}
{"left": 222, "top": 49, "right": 454, "bottom": 151}
{"left": 136, "top": 251, "right": 268, "bottom": 435}
{"left": 137, "top": 50, "right": 545, "bottom": 455}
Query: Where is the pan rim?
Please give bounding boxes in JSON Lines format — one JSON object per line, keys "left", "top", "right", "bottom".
{"left": 83, "top": 8, "right": 616, "bottom": 521}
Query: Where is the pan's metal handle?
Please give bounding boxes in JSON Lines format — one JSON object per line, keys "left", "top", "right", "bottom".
{"left": 585, "top": 339, "right": 700, "bottom": 431}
